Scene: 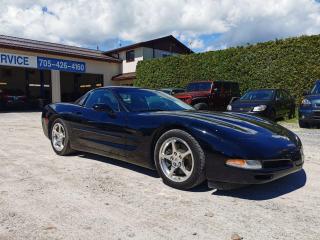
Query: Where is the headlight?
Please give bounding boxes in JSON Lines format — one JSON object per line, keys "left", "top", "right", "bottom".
{"left": 301, "top": 99, "right": 311, "bottom": 106}
{"left": 226, "top": 159, "right": 262, "bottom": 170}
{"left": 227, "top": 105, "right": 232, "bottom": 111}
{"left": 252, "top": 105, "right": 267, "bottom": 112}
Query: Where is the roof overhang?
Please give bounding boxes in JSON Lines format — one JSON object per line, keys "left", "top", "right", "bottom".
{"left": 112, "top": 72, "right": 136, "bottom": 81}
{"left": 0, "top": 35, "right": 121, "bottom": 63}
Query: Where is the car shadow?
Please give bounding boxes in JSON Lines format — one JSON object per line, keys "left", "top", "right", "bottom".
{"left": 74, "top": 152, "right": 213, "bottom": 192}
{"left": 76, "top": 152, "right": 160, "bottom": 178}
{"left": 212, "top": 169, "right": 307, "bottom": 200}
{"left": 73, "top": 153, "right": 306, "bottom": 197}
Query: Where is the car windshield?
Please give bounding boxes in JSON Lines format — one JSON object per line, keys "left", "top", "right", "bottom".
{"left": 114, "top": 88, "right": 194, "bottom": 112}
{"left": 311, "top": 83, "right": 320, "bottom": 95}
{"left": 240, "top": 90, "right": 274, "bottom": 101}
{"left": 186, "top": 82, "right": 212, "bottom": 92}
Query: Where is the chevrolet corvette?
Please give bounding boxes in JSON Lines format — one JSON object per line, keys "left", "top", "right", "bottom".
{"left": 42, "top": 87, "right": 304, "bottom": 190}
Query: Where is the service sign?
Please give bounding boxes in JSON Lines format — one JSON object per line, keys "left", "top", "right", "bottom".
{"left": 0, "top": 52, "right": 37, "bottom": 68}
{"left": 37, "top": 57, "right": 86, "bottom": 73}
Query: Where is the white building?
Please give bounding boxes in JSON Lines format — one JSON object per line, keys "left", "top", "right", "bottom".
{"left": 0, "top": 35, "right": 192, "bottom": 107}
{"left": 105, "top": 35, "right": 193, "bottom": 85}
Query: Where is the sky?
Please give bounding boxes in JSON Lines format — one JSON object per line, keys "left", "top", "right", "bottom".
{"left": 0, "top": 0, "right": 320, "bottom": 52}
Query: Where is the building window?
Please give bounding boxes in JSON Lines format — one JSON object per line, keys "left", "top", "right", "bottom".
{"left": 126, "top": 50, "right": 135, "bottom": 62}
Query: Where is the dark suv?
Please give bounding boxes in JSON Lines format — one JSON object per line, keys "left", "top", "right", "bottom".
{"left": 299, "top": 80, "right": 320, "bottom": 128}
{"left": 174, "top": 81, "right": 240, "bottom": 110}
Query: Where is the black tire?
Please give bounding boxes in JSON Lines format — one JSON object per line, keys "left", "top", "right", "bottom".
{"left": 299, "top": 120, "right": 309, "bottom": 128}
{"left": 269, "top": 109, "right": 277, "bottom": 121}
{"left": 154, "top": 129, "right": 206, "bottom": 190}
{"left": 288, "top": 108, "right": 295, "bottom": 119}
{"left": 193, "top": 102, "right": 208, "bottom": 110}
{"left": 50, "top": 118, "right": 74, "bottom": 156}
{"left": 0, "top": 101, "right": 6, "bottom": 111}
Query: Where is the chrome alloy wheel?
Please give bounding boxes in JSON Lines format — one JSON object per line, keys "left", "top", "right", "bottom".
{"left": 159, "top": 137, "right": 194, "bottom": 182}
{"left": 52, "top": 123, "right": 66, "bottom": 152}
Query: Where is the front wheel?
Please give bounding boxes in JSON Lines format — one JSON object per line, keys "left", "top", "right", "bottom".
{"left": 154, "top": 129, "right": 206, "bottom": 190}
{"left": 193, "top": 102, "right": 208, "bottom": 110}
{"left": 299, "top": 120, "right": 309, "bottom": 128}
{"left": 288, "top": 107, "right": 295, "bottom": 119}
{"left": 50, "top": 119, "right": 74, "bottom": 155}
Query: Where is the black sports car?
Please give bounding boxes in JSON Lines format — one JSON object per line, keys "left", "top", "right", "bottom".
{"left": 42, "top": 87, "right": 304, "bottom": 190}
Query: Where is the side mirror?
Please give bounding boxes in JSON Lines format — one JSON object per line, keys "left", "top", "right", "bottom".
{"left": 92, "top": 103, "right": 115, "bottom": 116}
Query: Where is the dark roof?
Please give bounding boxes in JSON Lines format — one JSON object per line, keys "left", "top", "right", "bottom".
{"left": 0, "top": 35, "right": 120, "bottom": 63}
{"left": 112, "top": 72, "right": 136, "bottom": 81}
{"left": 105, "top": 35, "right": 193, "bottom": 55}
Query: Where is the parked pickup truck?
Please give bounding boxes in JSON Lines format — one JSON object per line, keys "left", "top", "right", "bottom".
{"left": 174, "top": 81, "right": 240, "bottom": 110}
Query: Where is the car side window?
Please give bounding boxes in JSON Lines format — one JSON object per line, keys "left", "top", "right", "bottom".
{"left": 231, "top": 83, "right": 240, "bottom": 95}
{"left": 223, "top": 82, "right": 231, "bottom": 95}
{"left": 85, "top": 89, "right": 120, "bottom": 111}
{"left": 275, "top": 90, "right": 282, "bottom": 101}
{"left": 213, "top": 82, "right": 223, "bottom": 94}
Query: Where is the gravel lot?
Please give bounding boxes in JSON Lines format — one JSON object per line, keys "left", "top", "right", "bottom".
{"left": 0, "top": 112, "right": 319, "bottom": 240}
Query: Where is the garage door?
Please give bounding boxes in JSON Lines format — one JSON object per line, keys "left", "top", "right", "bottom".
{"left": 0, "top": 66, "right": 51, "bottom": 111}
{"left": 60, "top": 72, "right": 103, "bottom": 102}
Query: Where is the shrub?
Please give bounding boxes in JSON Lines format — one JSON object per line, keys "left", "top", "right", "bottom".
{"left": 135, "top": 34, "right": 320, "bottom": 102}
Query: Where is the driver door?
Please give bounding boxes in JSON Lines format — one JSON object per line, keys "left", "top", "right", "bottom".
{"left": 71, "top": 89, "right": 128, "bottom": 159}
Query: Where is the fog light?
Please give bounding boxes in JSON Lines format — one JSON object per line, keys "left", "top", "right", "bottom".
{"left": 226, "top": 159, "right": 262, "bottom": 170}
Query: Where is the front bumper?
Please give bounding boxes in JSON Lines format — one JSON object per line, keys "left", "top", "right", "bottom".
{"left": 206, "top": 150, "right": 304, "bottom": 185}
{"left": 228, "top": 109, "right": 269, "bottom": 118}
{"left": 299, "top": 108, "right": 320, "bottom": 124}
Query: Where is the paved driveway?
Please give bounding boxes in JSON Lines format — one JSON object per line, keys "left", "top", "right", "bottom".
{"left": 0, "top": 112, "right": 319, "bottom": 240}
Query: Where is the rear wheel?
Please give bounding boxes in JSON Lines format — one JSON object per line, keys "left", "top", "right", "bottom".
{"left": 299, "top": 120, "right": 309, "bottom": 128}
{"left": 288, "top": 108, "right": 295, "bottom": 119}
{"left": 193, "top": 102, "right": 208, "bottom": 110}
{"left": 269, "top": 109, "right": 277, "bottom": 121}
{"left": 154, "top": 129, "right": 206, "bottom": 190}
{"left": 51, "top": 119, "right": 74, "bottom": 155}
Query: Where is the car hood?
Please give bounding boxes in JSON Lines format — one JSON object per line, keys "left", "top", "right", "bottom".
{"left": 152, "top": 110, "right": 301, "bottom": 159}
{"left": 156, "top": 110, "right": 295, "bottom": 139}
{"left": 174, "top": 91, "right": 210, "bottom": 98}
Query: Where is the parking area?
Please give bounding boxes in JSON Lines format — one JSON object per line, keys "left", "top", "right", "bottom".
{"left": 0, "top": 112, "right": 319, "bottom": 240}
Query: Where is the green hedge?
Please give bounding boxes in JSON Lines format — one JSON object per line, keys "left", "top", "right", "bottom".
{"left": 135, "top": 35, "right": 320, "bottom": 102}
